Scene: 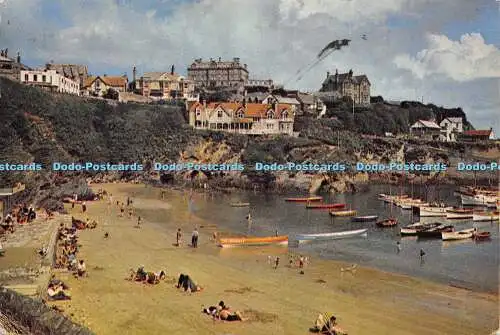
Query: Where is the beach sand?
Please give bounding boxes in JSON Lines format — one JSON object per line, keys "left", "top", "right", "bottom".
{"left": 49, "top": 183, "right": 498, "bottom": 335}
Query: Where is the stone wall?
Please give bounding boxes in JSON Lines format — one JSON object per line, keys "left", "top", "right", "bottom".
{"left": 0, "top": 287, "right": 94, "bottom": 335}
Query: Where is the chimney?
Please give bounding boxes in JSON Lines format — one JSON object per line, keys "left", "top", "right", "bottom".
{"left": 132, "top": 66, "right": 136, "bottom": 82}
{"left": 171, "top": 64, "right": 175, "bottom": 75}
{"left": 218, "top": 57, "right": 221, "bottom": 62}
{"left": 349, "top": 69, "right": 353, "bottom": 77}
{"left": 326, "top": 71, "right": 330, "bottom": 78}
{"left": 242, "top": 98, "right": 246, "bottom": 107}
{"left": 16, "top": 51, "right": 20, "bottom": 63}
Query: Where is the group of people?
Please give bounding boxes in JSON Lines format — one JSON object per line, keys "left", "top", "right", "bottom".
{"left": 175, "top": 228, "right": 199, "bottom": 248}
{"left": 0, "top": 204, "right": 37, "bottom": 234}
{"left": 129, "top": 266, "right": 166, "bottom": 285}
{"left": 54, "top": 224, "right": 87, "bottom": 278}
{"left": 202, "top": 301, "right": 247, "bottom": 322}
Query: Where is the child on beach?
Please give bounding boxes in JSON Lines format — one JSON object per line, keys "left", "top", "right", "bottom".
{"left": 137, "top": 216, "right": 142, "bottom": 227}
{"left": 176, "top": 228, "right": 182, "bottom": 246}
{"left": 274, "top": 256, "right": 280, "bottom": 269}
{"left": 81, "top": 202, "right": 87, "bottom": 213}
{"left": 192, "top": 228, "right": 199, "bottom": 248}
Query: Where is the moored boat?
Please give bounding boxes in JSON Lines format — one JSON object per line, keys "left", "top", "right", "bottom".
{"left": 400, "top": 222, "right": 441, "bottom": 236}
{"left": 296, "top": 228, "right": 368, "bottom": 242}
{"left": 230, "top": 202, "right": 250, "bottom": 207}
{"left": 284, "top": 196, "right": 322, "bottom": 203}
{"left": 446, "top": 208, "right": 473, "bottom": 219}
{"left": 351, "top": 215, "right": 378, "bottom": 222}
{"left": 329, "top": 210, "right": 357, "bottom": 217}
{"left": 417, "top": 224, "right": 454, "bottom": 238}
{"left": 376, "top": 218, "right": 398, "bottom": 227}
{"left": 461, "top": 193, "right": 498, "bottom": 206}
{"left": 473, "top": 231, "right": 491, "bottom": 240}
{"left": 417, "top": 206, "right": 453, "bottom": 217}
{"left": 442, "top": 228, "right": 474, "bottom": 241}
{"left": 306, "top": 203, "right": 346, "bottom": 209}
{"left": 473, "top": 211, "right": 499, "bottom": 222}
{"left": 218, "top": 235, "right": 288, "bottom": 248}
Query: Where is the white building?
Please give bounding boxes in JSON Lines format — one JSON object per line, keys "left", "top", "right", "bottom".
{"left": 410, "top": 120, "right": 441, "bottom": 140}
{"left": 20, "top": 69, "right": 80, "bottom": 95}
{"left": 263, "top": 94, "right": 301, "bottom": 113}
{"left": 439, "top": 117, "right": 463, "bottom": 142}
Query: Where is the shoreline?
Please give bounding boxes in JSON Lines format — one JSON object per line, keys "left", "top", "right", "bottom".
{"left": 48, "top": 182, "right": 498, "bottom": 335}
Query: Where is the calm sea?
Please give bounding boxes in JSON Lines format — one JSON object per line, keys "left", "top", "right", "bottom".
{"left": 186, "top": 184, "right": 499, "bottom": 293}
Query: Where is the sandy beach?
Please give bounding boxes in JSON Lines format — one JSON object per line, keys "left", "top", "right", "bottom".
{"left": 48, "top": 183, "right": 498, "bottom": 335}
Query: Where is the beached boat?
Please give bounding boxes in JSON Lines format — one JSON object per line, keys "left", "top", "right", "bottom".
{"left": 351, "top": 215, "right": 378, "bottom": 222}
{"left": 218, "top": 235, "right": 288, "bottom": 248}
{"left": 417, "top": 206, "right": 453, "bottom": 217}
{"left": 284, "top": 196, "right": 322, "bottom": 203}
{"left": 329, "top": 210, "right": 357, "bottom": 217}
{"left": 376, "top": 218, "right": 398, "bottom": 227}
{"left": 417, "top": 225, "right": 454, "bottom": 238}
{"left": 473, "top": 211, "right": 499, "bottom": 222}
{"left": 442, "top": 228, "right": 474, "bottom": 241}
{"left": 296, "top": 228, "right": 368, "bottom": 242}
{"left": 306, "top": 203, "right": 346, "bottom": 209}
{"left": 400, "top": 222, "right": 441, "bottom": 236}
{"left": 230, "top": 202, "right": 250, "bottom": 207}
{"left": 474, "top": 231, "right": 491, "bottom": 240}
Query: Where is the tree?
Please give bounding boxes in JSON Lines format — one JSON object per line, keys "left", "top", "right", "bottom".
{"left": 103, "top": 88, "right": 119, "bottom": 100}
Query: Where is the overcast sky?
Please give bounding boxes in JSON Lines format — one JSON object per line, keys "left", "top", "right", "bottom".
{"left": 0, "top": 0, "right": 498, "bottom": 133}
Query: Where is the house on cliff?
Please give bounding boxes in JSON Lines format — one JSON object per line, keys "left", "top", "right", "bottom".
{"left": 459, "top": 129, "right": 495, "bottom": 142}
{"left": 319, "top": 69, "right": 371, "bottom": 105}
{"left": 439, "top": 117, "right": 463, "bottom": 142}
{"left": 410, "top": 120, "right": 441, "bottom": 140}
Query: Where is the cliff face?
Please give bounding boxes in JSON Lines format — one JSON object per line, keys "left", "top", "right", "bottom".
{"left": 0, "top": 78, "right": 497, "bottom": 209}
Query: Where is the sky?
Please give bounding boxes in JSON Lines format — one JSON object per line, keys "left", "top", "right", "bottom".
{"left": 0, "top": 0, "right": 498, "bottom": 133}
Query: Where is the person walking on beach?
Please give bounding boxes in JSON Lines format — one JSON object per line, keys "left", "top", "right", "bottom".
{"left": 137, "top": 216, "right": 142, "bottom": 227}
{"left": 274, "top": 256, "right": 280, "bottom": 269}
{"left": 72, "top": 193, "right": 76, "bottom": 209}
{"left": 176, "top": 228, "right": 182, "bottom": 247}
{"left": 192, "top": 228, "right": 199, "bottom": 248}
{"left": 419, "top": 249, "right": 426, "bottom": 263}
{"left": 127, "top": 197, "right": 131, "bottom": 207}
{"left": 119, "top": 203, "right": 125, "bottom": 217}
{"left": 396, "top": 242, "right": 401, "bottom": 254}
{"left": 81, "top": 202, "right": 87, "bottom": 214}
{"left": 299, "top": 255, "right": 304, "bottom": 269}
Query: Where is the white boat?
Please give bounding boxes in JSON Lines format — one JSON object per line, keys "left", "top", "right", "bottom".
{"left": 473, "top": 211, "right": 499, "bottom": 222}
{"left": 461, "top": 193, "right": 498, "bottom": 206}
{"left": 418, "top": 206, "right": 454, "bottom": 217}
{"left": 446, "top": 212, "right": 473, "bottom": 220}
{"left": 296, "top": 228, "right": 368, "bottom": 242}
{"left": 442, "top": 228, "right": 474, "bottom": 241}
{"left": 400, "top": 222, "right": 441, "bottom": 236}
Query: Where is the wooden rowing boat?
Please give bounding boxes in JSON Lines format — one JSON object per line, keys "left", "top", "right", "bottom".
{"left": 442, "top": 228, "right": 474, "bottom": 241}
{"left": 418, "top": 206, "right": 453, "bottom": 217}
{"left": 351, "top": 215, "right": 378, "bottom": 222}
{"left": 400, "top": 222, "right": 441, "bottom": 236}
{"left": 306, "top": 203, "right": 346, "bottom": 209}
{"left": 474, "top": 231, "right": 491, "bottom": 240}
{"left": 230, "top": 202, "right": 250, "bottom": 207}
{"left": 284, "top": 196, "right": 322, "bottom": 203}
{"left": 218, "top": 235, "right": 288, "bottom": 248}
{"left": 472, "top": 211, "right": 499, "bottom": 222}
{"left": 329, "top": 210, "right": 357, "bottom": 217}
{"left": 417, "top": 225, "right": 454, "bottom": 238}
{"left": 376, "top": 218, "right": 398, "bottom": 227}
{"left": 296, "top": 228, "right": 367, "bottom": 242}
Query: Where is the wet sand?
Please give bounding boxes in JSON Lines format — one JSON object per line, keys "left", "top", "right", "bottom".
{"left": 50, "top": 183, "right": 498, "bottom": 335}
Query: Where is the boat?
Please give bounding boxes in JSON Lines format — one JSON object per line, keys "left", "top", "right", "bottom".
{"left": 329, "top": 210, "right": 357, "bottom": 217}
{"left": 296, "top": 228, "right": 368, "bottom": 242}
{"left": 230, "top": 202, "right": 250, "bottom": 207}
{"left": 442, "top": 228, "right": 474, "bottom": 241}
{"left": 473, "top": 231, "right": 491, "bottom": 240}
{"left": 400, "top": 222, "right": 441, "bottom": 236}
{"left": 461, "top": 193, "right": 498, "bottom": 206}
{"left": 417, "top": 206, "right": 453, "bottom": 217}
{"left": 218, "top": 235, "right": 288, "bottom": 248}
{"left": 306, "top": 203, "right": 346, "bottom": 209}
{"left": 351, "top": 215, "right": 378, "bottom": 222}
{"left": 446, "top": 208, "right": 473, "bottom": 219}
{"left": 473, "top": 211, "right": 499, "bottom": 222}
{"left": 284, "top": 196, "right": 322, "bottom": 203}
{"left": 416, "top": 225, "right": 454, "bottom": 238}
{"left": 376, "top": 218, "right": 398, "bottom": 227}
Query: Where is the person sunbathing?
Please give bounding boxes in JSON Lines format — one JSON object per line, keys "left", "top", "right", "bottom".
{"left": 75, "top": 260, "right": 87, "bottom": 277}
{"left": 146, "top": 270, "right": 166, "bottom": 284}
{"left": 176, "top": 274, "right": 203, "bottom": 292}
{"left": 310, "top": 313, "right": 347, "bottom": 334}
{"left": 130, "top": 266, "right": 147, "bottom": 281}
{"left": 47, "top": 283, "right": 71, "bottom": 301}
{"left": 218, "top": 307, "right": 247, "bottom": 322}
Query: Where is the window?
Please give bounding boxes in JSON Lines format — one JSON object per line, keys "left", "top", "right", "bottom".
{"left": 96, "top": 80, "right": 100, "bottom": 88}
{"left": 266, "top": 110, "right": 274, "bottom": 119}
{"left": 24, "top": 74, "right": 28, "bottom": 82}
{"left": 236, "top": 110, "right": 244, "bottom": 118}
{"left": 281, "top": 111, "right": 289, "bottom": 120}
{"left": 196, "top": 109, "right": 201, "bottom": 117}
{"left": 42, "top": 75, "right": 46, "bottom": 82}
{"left": 33, "top": 74, "right": 38, "bottom": 82}
{"left": 217, "top": 110, "right": 223, "bottom": 118}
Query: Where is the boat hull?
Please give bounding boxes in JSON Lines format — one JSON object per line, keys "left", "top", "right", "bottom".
{"left": 442, "top": 229, "right": 474, "bottom": 241}
{"left": 473, "top": 212, "right": 499, "bottom": 222}
{"left": 461, "top": 194, "right": 497, "bottom": 206}
{"left": 306, "top": 203, "right": 346, "bottom": 209}
{"left": 218, "top": 236, "right": 288, "bottom": 248}
{"left": 230, "top": 203, "right": 250, "bottom": 207}
{"left": 296, "top": 228, "right": 368, "bottom": 241}
{"left": 400, "top": 223, "right": 441, "bottom": 236}
{"left": 417, "top": 226, "right": 454, "bottom": 239}
{"left": 285, "top": 197, "right": 322, "bottom": 202}
{"left": 418, "top": 206, "right": 453, "bottom": 217}
{"left": 330, "top": 210, "right": 357, "bottom": 217}
{"left": 446, "top": 213, "right": 473, "bottom": 219}
{"left": 351, "top": 215, "right": 378, "bottom": 222}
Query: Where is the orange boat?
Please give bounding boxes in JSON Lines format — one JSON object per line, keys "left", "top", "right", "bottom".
{"left": 306, "top": 203, "right": 346, "bottom": 209}
{"left": 218, "top": 235, "right": 288, "bottom": 248}
{"left": 284, "top": 196, "right": 322, "bottom": 202}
